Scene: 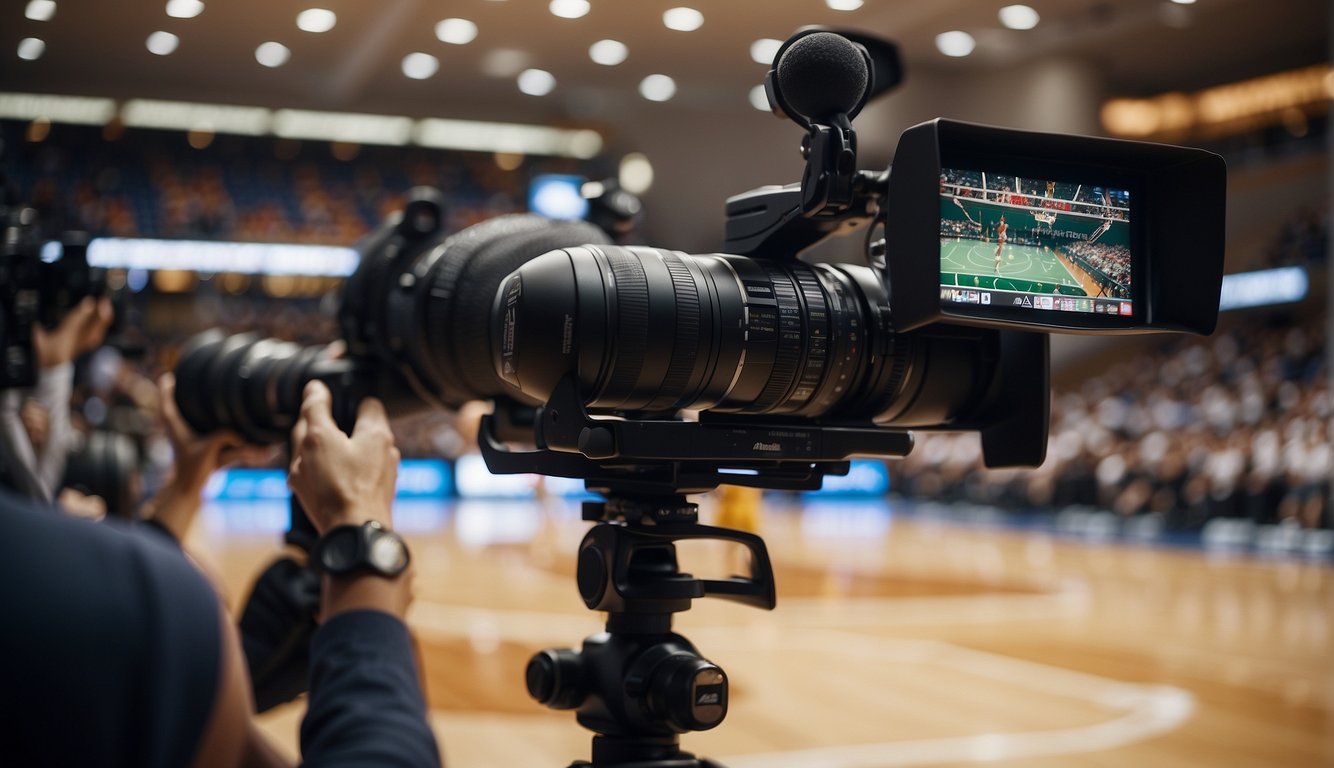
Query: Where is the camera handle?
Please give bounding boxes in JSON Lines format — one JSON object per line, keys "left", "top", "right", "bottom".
{"left": 527, "top": 493, "right": 775, "bottom": 768}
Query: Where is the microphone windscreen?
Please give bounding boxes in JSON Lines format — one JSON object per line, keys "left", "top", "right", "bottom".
{"left": 775, "top": 32, "right": 868, "bottom": 121}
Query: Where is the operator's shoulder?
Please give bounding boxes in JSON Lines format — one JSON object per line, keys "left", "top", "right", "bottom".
{"left": 0, "top": 491, "right": 215, "bottom": 608}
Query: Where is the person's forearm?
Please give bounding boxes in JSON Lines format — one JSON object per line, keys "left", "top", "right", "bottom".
{"left": 32, "top": 363, "right": 74, "bottom": 498}
{"left": 299, "top": 609, "right": 439, "bottom": 768}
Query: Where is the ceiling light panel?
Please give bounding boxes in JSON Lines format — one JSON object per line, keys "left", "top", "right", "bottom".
{"left": 639, "top": 74, "right": 677, "bottom": 102}
{"left": 146, "top": 31, "right": 179, "bottom": 56}
{"left": 663, "top": 7, "right": 703, "bottom": 32}
{"left": 935, "top": 31, "right": 975, "bottom": 58}
{"left": 402, "top": 52, "right": 439, "bottom": 80}
{"left": 826, "top": 0, "right": 864, "bottom": 10}
{"left": 25, "top": 0, "right": 56, "bottom": 22}
{"left": 549, "top": 0, "right": 590, "bottom": 19}
{"left": 255, "top": 42, "right": 290, "bottom": 68}
{"left": 589, "top": 39, "right": 628, "bottom": 66}
{"left": 436, "top": 18, "right": 478, "bottom": 45}
{"left": 749, "top": 84, "right": 771, "bottom": 111}
{"left": 750, "top": 38, "right": 781, "bottom": 65}
{"left": 17, "top": 38, "right": 46, "bottom": 61}
{"left": 998, "top": 5, "right": 1040, "bottom": 30}
{"left": 0, "top": 92, "right": 117, "bottom": 124}
{"left": 165, "top": 0, "right": 203, "bottom": 19}
{"left": 296, "top": 8, "right": 337, "bottom": 33}
{"left": 518, "top": 69, "right": 556, "bottom": 96}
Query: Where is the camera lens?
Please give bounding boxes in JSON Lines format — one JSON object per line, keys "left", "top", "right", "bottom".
{"left": 496, "top": 244, "right": 1005, "bottom": 427}
{"left": 174, "top": 330, "right": 323, "bottom": 444}
{"left": 174, "top": 194, "right": 612, "bottom": 441}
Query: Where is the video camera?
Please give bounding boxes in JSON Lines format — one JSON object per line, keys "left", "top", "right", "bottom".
{"left": 173, "top": 28, "right": 1225, "bottom": 768}
{"left": 1, "top": 150, "right": 113, "bottom": 389}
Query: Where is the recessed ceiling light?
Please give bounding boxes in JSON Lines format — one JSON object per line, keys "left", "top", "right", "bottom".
{"left": 749, "top": 84, "right": 771, "bottom": 111}
{"left": 1170, "top": 0, "right": 1197, "bottom": 4}
{"left": 402, "top": 52, "right": 439, "bottom": 80}
{"left": 165, "top": 0, "right": 204, "bottom": 19}
{"left": 255, "top": 41, "right": 290, "bottom": 68}
{"left": 146, "top": 31, "right": 180, "bottom": 56}
{"left": 663, "top": 7, "right": 703, "bottom": 32}
{"left": 589, "top": 39, "right": 628, "bottom": 66}
{"left": 436, "top": 18, "right": 478, "bottom": 45}
{"left": 17, "top": 37, "right": 46, "bottom": 61}
{"left": 935, "top": 30, "right": 975, "bottom": 58}
{"left": 518, "top": 68, "right": 556, "bottom": 96}
{"left": 296, "top": 8, "right": 337, "bottom": 33}
{"left": 826, "top": 0, "right": 864, "bottom": 10}
{"left": 24, "top": 0, "right": 56, "bottom": 22}
{"left": 639, "top": 74, "right": 677, "bottom": 102}
{"left": 750, "top": 38, "right": 782, "bottom": 65}
{"left": 998, "top": 5, "right": 1040, "bottom": 30}
{"left": 549, "top": 0, "right": 590, "bottom": 19}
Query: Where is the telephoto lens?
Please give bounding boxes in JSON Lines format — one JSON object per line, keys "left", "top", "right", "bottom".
{"left": 495, "top": 245, "right": 1007, "bottom": 427}
{"left": 173, "top": 330, "right": 328, "bottom": 445}
{"left": 173, "top": 189, "right": 612, "bottom": 442}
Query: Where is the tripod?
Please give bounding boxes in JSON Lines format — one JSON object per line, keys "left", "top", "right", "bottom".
{"left": 525, "top": 491, "right": 776, "bottom": 768}
{"left": 478, "top": 372, "right": 910, "bottom": 766}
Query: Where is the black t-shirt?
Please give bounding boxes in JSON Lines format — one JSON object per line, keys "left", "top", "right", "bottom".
{"left": 0, "top": 491, "right": 442, "bottom": 767}
{"left": 0, "top": 491, "right": 220, "bottom": 767}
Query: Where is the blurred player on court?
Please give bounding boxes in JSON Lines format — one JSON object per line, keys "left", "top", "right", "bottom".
{"left": 994, "top": 215, "right": 1008, "bottom": 274}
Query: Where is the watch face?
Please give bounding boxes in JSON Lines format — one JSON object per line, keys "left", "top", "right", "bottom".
{"left": 369, "top": 532, "right": 409, "bottom": 574}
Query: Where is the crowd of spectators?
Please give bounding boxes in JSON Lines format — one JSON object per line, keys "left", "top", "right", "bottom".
{"left": 3, "top": 120, "right": 588, "bottom": 245}
{"left": 1062, "top": 240, "right": 1131, "bottom": 291}
{"left": 940, "top": 171, "right": 1128, "bottom": 221}
{"left": 893, "top": 313, "right": 1330, "bottom": 530}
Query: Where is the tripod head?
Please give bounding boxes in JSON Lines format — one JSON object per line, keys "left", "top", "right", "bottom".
{"left": 524, "top": 491, "right": 774, "bottom": 768}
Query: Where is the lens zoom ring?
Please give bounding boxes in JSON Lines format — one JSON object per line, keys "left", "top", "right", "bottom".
{"left": 659, "top": 254, "right": 700, "bottom": 407}
{"left": 604, "top": 250, "right": 649, "bottom": 400}
{"left": 791, "top": 267, "right": 829, "bottom": 406}
{"left": 754, "top": 265, "right": 803, "bottom": 411}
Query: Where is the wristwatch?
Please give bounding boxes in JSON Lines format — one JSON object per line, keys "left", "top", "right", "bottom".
{"left": 313, "top": 521, "right": 410, "bottom": 578}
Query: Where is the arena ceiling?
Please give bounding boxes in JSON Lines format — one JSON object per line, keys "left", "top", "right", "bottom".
{"left": 1, "top": 0, "right": 1326, "bottom": 131}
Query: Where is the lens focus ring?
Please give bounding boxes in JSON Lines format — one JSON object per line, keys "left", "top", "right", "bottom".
{"left": 600, "top": 249, "right": 650, "bottom": 405}
{"left": 655, "top": 252, "right": 701, "bottom": 410}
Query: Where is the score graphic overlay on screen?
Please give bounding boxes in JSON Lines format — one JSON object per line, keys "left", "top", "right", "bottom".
{"left": 938, "top": 169, "right": 1132, "bottom": 319}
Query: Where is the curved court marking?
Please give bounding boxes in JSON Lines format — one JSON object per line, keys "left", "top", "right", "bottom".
{"left": 409, "top": 588, "right": 1194, "bottom": 767}
{"left": 941, "top": 238, "right": 1083, "bottom": 290}
{"left": 717, "top": 631, "right": 1196, "bottom": 768}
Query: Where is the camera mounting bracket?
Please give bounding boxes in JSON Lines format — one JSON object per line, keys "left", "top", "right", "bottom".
{"left": 478, "top": 372, "right": 913, "bottom": 495}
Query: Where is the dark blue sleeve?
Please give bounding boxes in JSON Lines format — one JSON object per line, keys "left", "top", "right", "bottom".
{"left": 299, "top": 609, "right": 441, "bottom": 768}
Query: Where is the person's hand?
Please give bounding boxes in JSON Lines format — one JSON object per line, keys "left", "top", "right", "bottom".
{"left": 288, "top": 381, "right": 409, "bottom": 622}
{"left": 33, "top": 296, "right": 114, "bottom": 368}
{"left": 147, "top": 372, "right": 276, "bottom": 541}
{"left": 287, "top": 380, "right": 399, "bottom": 536}
{"left": 57, "top": 487, "right": 107, "bottom": 521}
{"left": 158, "top": 372, "right": 275, "bottom": 494}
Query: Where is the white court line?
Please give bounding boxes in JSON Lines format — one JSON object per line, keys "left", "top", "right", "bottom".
{"left": 712, "top": 631, "right": 1195, "bottom": 768}
{"left": 411, "top": 593, "right": 1194, "bottom": 766}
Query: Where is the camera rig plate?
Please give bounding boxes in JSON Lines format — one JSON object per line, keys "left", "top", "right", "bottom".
{"left": 479, "top": 372, "right": 911, "bottom": 496}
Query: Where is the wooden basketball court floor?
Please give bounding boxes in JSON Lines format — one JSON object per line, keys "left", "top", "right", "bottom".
{"left": 195, "top": 496, "right": 1334, "bottom": 767}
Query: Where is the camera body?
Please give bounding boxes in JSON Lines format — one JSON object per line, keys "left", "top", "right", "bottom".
{"left": 1, "top": 197, "right": 110, "bottom": 390}
{"left": 175, "top": 29, "right": 1226, "bottom": 484}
